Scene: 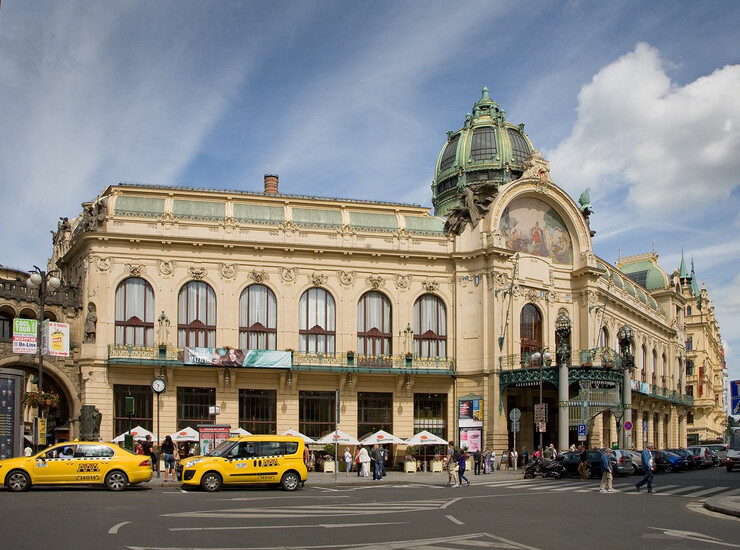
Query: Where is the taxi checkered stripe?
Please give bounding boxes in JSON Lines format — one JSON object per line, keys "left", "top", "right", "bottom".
{"left": 40, "top": 457, "right": 112, "bottom": 461}
{"left": 226, "top": 454, "right": 286, "bottom": 461}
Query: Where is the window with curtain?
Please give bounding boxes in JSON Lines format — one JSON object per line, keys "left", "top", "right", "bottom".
{"left": 413, "top": 393, "right": 447, "bottom": 439}
{"left": 299, "top": 288, "right": 335, "bottom": 354}
{"left": 239, "top": 285, "right": 277, "bottom": 350}
{"left": 299, "top": 391, "right": 335, "bottom": 439}
{"left": 178, "top": 281, "right": 217, "bottom": 348}
{"left": 599, "top": 327, "right": 609, "bottom": 349}
{"left": 652, "top": 350, "right": 658, "bottom": 385}
{"left": 177, "top": 387, "right": 216, "bottom": 429}
{"left": 115, "top": 277, "right": 155, "bottom": 346}
{"left": 520, "top": 303, "right": 542, "bottom": 356}
{"left": 641, "top": 345, "right": 648, "bottom": 382}
{"left": 357, "top": 392, "right": 393, "bottom": 438}
{"left": 412, "top": 294, "right": 447, "bottom": 358}
{"left": 357, "top": 291, "right": 391, "bottom": 357}
{"left": 686, "top": 360, "right": 694, "bottom": 376}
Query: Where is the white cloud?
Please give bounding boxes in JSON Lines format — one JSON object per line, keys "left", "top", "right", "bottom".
{"left": 548, "top": 43, "right": 740, "bottom": 217}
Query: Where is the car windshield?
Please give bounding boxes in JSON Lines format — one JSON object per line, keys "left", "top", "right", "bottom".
{"left": 209, "top": 440, "right": 237, "bottom": 457}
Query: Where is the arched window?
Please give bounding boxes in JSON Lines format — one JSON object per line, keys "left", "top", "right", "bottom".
{"left": 652, "top": 349, "right": 658, "bottom": 385}
{"left": 413, "top": 294, "right": 447, "bottom": 358}
{"left": 0, "top": 309, "right": 13, "bottom": 339}
{"left": 520, "top": 304, "right": 542, "bottom": 356}
{"left": 115, "top": 277, "right": 155, "bottom": 346}
{"left": 178, "top": 281, "right": 216, "bottom": 348}
{"left": 641, "top": 345, "right": 648, "bottom": 382}
{"left": 661, "top": 353, "right": 667, "bottom": 381}
{"left": 299, "top": 288, "right": 335, "bottom": 354}
{"left": 239, "top": 285, "right": 277, "bottom": 350}
{"left": 686, "top": 359, "right": 694, "bottom": 376}
{"left": 686, "top": 305, "right": 692, "bottom": 316}
{"left": 599, "top": 327, "right": 609, "bottom": 349}
{"left": 357, "top": 291, "right": 392, "bottom": 357}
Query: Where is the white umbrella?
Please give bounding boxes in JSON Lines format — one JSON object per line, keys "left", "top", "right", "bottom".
{"left": 112, "top": 425, "right": 158, "bottom": 443}
{"left": 230, "top": 427, "right": 252, "bottom": 436}
{"left": 404, "top": 430, "right": 448, "bottom": 446}
{"left": 316, "top": 429, "right": 360, "bottom": 445}
{"left": 282, "top": 428, "right": 316, "bottom": 444}
{"left": 361, "top": 429, "right": 406, "bottom": 445}
{"left": 169, "top": 427, "right": 200, "bottom": 442}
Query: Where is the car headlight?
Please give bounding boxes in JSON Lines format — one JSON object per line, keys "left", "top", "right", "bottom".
{"left": 184, "top": 459, "right": 203, "bottom": 468}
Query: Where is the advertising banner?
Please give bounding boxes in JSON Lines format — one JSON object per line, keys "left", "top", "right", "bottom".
{"left": 459, "top": 427, "right": 482, "bottom": 451}
{"left": 458, "top": 397, "right": 483, "bottom": 428}
{"left": 12, "top": 318, "right": 37, "bottom": 355}
{"left": 41, "top": 321, "right": 70, "bottom": 357}
{"left": 197, "top": 424, "right": 231, "bottom": 455}
{"left": 184, "top": 348, "right": 291, "bottom": 368}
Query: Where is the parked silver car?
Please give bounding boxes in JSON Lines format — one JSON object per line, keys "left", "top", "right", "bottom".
{"left": 628, "top": 450, "right": 644, "bottom": 474}
{"left": 704, "top": 444, "right": 727, "bottom": 465}
{"left": 687, "top": 446, "right": 715, "bottom": 468}
{"left": 610, "top": 449, "right": 634, "bottom": 476}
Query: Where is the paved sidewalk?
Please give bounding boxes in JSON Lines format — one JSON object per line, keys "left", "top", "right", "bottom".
{"left": 703, "top": 495, "right": 740, "bottom": 518}
{"left": 142, "top": 469, "right": 521, "bottom": 488}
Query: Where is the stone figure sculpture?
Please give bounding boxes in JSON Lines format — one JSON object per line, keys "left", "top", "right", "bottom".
{"left": 444, "top": 181, "right": 498, "bottom": 236}
{"left": 84, "top": 304, "right": 97, "bottom": 343}
{"left": 79, "top": 405, "right": 102, "bottom": 441}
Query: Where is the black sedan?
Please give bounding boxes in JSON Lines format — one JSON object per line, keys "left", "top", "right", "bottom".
{"left": 561, "top": 450, "right": 610, "bottom": 478}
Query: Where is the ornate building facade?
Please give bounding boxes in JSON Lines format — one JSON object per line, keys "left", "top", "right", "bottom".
{"left": 4, "top": 89, "right": 721, "bottom": 456}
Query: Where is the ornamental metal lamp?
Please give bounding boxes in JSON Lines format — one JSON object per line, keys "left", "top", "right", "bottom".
{"left": 555, "top": 313, "right": 572, "bottom": 367}
{"left": 617, "top": 324, "right": 635, "bottom": 370}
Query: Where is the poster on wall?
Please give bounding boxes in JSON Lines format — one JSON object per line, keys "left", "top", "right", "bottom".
{"left": 198, "top": 425, "right": 231, "bottom": 455}
{"left": 41, "top": 321, "right": 70, "bottom": 357}
{"left": 458, "top": 397, "right": 483, "bottom": 425}
{"left": 459, "top": 427, "right": 482, "bottom": 452}
{"left": 0, "top": 377, "right": 17, "bottom": 460}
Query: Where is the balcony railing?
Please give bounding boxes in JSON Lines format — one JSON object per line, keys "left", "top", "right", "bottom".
{"left": 499, "top": 348, "right": 627, "bottom": 370}
{"left": 108, "top": 345, "right": 454, "bottom": 374}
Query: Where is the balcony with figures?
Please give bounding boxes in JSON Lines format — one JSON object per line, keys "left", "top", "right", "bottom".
{"left": 107, "top": 345, "right": 454, "bottom": 376}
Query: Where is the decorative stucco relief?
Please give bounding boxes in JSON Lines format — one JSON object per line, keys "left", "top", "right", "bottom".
{"left": 248, "top": 269, "right": 268, "bottom": 284}
{"left": 125, "top": 264, "right": 146, "bottom": 277}
{"left": 338, "top": 271, "right": 356, "bottom": 287}
{"left": 157, "top": 260, "right": 174, "bottom": 276}
{"left": 367, "top": 276, "right": 383, "bottom": 290}
{"left": 311, "top": 272, "right": 327, "bottom": 287}
{"left": 189, "top": 266, "right": 206, "bottom": 280}
{"left": 219, "top": 264, "right": 238, "bottom": 280}
{"left": 395, "top": 274, "right": 410, "bottom": 289}
{"left": 279, "top": 267, "right": 296, "bottom": 283}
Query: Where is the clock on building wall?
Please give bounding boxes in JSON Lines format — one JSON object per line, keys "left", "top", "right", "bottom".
{"left": 151, "top": 377, "right": 166, "bottom": 394}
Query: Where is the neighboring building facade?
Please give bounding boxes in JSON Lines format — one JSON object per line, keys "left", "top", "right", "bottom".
{"left": 3, "top": 89, "right": 718, "bottom": 455}
{"left": 678, "top": 260, "right": 727, "bottom": 444}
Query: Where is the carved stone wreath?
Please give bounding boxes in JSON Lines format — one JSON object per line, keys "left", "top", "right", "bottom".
{"left": 157, "top": 259, "right": 174, "bottom": 276}
{"left": 395, "top": 274, "right": 410, "bottom": 289}
{"left": 219, "top": 263, "right": 238, "bottom": 280}
{"left": 279, "top": 267, "right": 296, "bottom": 282}
{"left": 338, "top": 270, "right": 356, "bottom": 287}
{"left": 94, "top": 256, "right": 112, "bottom": 272}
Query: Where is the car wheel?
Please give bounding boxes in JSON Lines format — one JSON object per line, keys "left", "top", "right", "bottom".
{"left": 585, "top": 467, "right": 593, "bottom": 479}
{"left": 631, "top": 464, "right": 638, "bottom": 475}
{"left": 105, "top": 470, "right": 128, "bottom": 491}
{"left": 280, "top": 471, "right": 300, "bottom": 491}
{"left": 200, "top": 472, "right": 222, "bottom": 492}
{"left": 6, "top": 470, "right": 31, "bottom": 492}
{"left": 663, "top": 464, "right": 673, "bottom": 473}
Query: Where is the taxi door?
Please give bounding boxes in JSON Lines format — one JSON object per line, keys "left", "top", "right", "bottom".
{"left": 72, "top": 444, "right": 112, "bottom": 484}
{"left": 223, "top": 441, "right": 257, "bottom": 484}
{"left": 33, "top": 445, "right": 78, "bottom": 483}
{"left": 252, "top": 441, "right": 282, "bottom": 484}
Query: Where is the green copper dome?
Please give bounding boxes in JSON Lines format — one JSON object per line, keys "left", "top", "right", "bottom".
{"left": 432, "top": 87, "right": 535, "bottom": 216}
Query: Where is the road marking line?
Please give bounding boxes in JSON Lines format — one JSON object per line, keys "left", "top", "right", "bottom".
{"left": 170, "top": 521, "right": 406, "bottom": 532}
{"left": 108, "top": 521, "right": 130, "bottom": 534}
{"left": 658, "top": 485, "right": 702, "bottom": 495}
{"left": 445, "top": 514, "right": 464, "bottom": 525}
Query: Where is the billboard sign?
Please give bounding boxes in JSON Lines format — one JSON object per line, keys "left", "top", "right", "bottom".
{"left": 41, "top": 321, "right": 70, "bottom": 357}
{"left": 12, "top": 318, "right": 37, "bottom": 355}
{"left": 184, "top": 348, "right": 291, "bottom": 368}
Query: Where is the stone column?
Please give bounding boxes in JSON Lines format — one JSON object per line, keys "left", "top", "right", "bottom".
{"left": 558, "top": 362, "right": 569, "bottom": 451}
{"left": 623, "top": 368, "right": 632, "bottom": 449}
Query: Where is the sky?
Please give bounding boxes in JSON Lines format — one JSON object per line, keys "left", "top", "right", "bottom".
{"left": 0, "top": 1, "right": 738, "bottom": 399}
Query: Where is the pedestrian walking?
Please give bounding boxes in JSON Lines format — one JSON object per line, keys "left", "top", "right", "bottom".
{"left": 354, "top": 445, "right": 363, "bottom": 476}
{"left": 446, "top": 447, "right": 460, "bottom": 487}
{"left": 599, "top": 448, "right": 614, "bottom": 492}
{"left": 578, "top": 444, "right": 588, "bottom": 480}
{"left": 344, "top": 447, "right": 352, "bottom": 476}
{"left": 484, "top": 447, "right": 492, "bottom": 473}
{"left": 160, "top": 435, "right": 176, "bottom": 482}
{"left": 635, "top": 443, "right": 655, "bottom": 493}
{"left": 473, "top": 449, "right": 482, "bottom": 475}
{"left": 458, "top": 452, "right": 470, "bottom": 486}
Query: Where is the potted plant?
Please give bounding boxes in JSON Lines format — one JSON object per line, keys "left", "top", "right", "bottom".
{"left": 405, "top": 352, "right": 413, "bottom": 366}
{"left": 346, "top": 350, "right": 355, "bottom": 366}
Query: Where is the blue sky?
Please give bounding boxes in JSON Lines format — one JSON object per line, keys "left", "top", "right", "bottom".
{"left": 1, "top": 1, "right": 739, "bottom": 393}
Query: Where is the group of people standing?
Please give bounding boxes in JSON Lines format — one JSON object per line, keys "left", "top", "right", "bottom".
{"left": 344, "top": 444, "right": 389, "bottom": 479}
{"left": 134, "top": 434, "right": 180, "bottom": 482}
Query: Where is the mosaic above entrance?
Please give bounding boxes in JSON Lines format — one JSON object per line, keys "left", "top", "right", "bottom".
{"left": 500, "top": 197, "right": 573, "bottom": 264}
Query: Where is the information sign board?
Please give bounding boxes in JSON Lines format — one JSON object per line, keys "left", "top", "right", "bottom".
{"left": 577, "top": 424, "right": 587, "bottom": 441}
{"left": 12, "top": 318, "right": 37, "bottom": 355}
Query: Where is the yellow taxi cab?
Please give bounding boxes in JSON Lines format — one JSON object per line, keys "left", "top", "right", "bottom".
{"left": 0, "top": 441, "right": 153, "bottom": 492}
{"left": 178, "top": 435, "right": 307, "bottom": 492}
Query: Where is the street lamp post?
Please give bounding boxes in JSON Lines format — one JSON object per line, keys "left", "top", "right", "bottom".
{"left": 555, "top": 313, "right": 572, "bottom": 451}
{"left": 26, "top": 266, "right": 61, "bottom": 396}
{"left": 531, "top": 349, "right": 552, "bottom": 453}
{"left": 618, "top": 324, "right": 634, "bottom": 449}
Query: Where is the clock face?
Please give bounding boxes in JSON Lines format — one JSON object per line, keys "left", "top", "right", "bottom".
{"left": 152, "top": 379, "right": 166, "bottom": 393}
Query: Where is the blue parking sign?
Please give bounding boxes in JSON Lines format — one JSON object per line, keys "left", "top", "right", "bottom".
{"left": 731, "top": 380, "right": 740, "bottom": 416}
{"left": 577, "top": 424, "right": 587, "bottom": 440}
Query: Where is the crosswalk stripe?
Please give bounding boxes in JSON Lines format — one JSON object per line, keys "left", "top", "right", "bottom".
{"left": 657, "top": 485, "right": 702, "bottom": 495}
{"left": 682, "top": 486, "right": 730, "bottom": 497}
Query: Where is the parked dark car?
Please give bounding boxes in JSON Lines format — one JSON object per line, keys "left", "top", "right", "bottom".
{"left": 667, "top": 448, "right": 697, "bottom": 469}
{"left": 652, "top": 450, "right": 688, "bottom": 473}
{"left": 561, "top": 450, "right": 611, "bottom": 478}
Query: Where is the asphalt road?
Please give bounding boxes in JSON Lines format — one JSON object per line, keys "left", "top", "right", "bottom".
{"left": 2, "top": 467, "right": 738, "bottom": 550}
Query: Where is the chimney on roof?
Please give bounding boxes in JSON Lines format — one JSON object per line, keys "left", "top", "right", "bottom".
{"left": 264, "top": 174, "right": 279, "bottom": 195}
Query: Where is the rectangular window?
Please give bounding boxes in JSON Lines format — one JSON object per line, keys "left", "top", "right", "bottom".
{"left": 413, "top": 393, "right": 447, "bottom": 440}
{"left": 299, "top": 391, "right": 335, "bottom": 440}
{"left": 239, "top": 389, "right": 277, "bottom": 434}
{"left": 357, "top": 392, "right": 393, "bottom": 437}
{"left": 113, "top": 385, "right": 153, "bottom": 436}
{"left": 177, "top": 387, "right": 216, "bottom": 430}
{"left": 685, "top": 385, "right": 693, "bottom": 396}
{"left": 685, "top": 337, "right": 693, "bottom": 351}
